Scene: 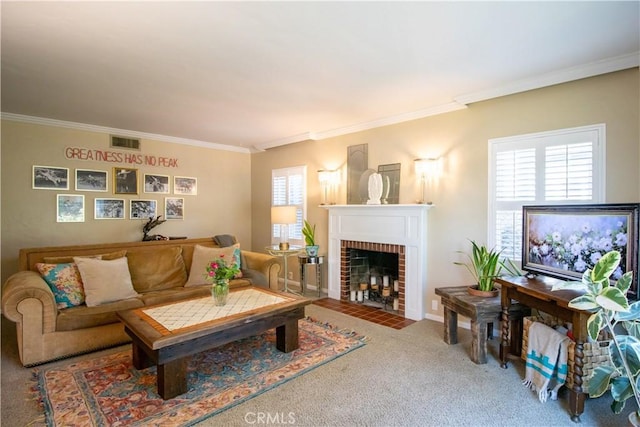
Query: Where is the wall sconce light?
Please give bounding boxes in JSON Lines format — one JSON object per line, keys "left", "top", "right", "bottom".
{"left": 414, "top": 158, "right": 442, "bottom": 205}
{"left": 271, "top": 205, "right": 298, "bottom": 250}
{"left": 318, "top": 169, "right": 340, "bottom": 205}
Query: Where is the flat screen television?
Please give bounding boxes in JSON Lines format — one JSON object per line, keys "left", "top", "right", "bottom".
{"left": 522, "top": 203, "right": 640, "bottom": 299}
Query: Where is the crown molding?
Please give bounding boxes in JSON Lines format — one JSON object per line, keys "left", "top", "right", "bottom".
{"left": 454, "top": 52, "right": 639, "bottom": 105}
{"left": 258, "top": 52, "right": 639, "bottom": 150}
{"left": 0, "top": 113, "right": 251, "bottom": 154}
{"left": 254, "top": 102, "right": 468, "bottom": 151}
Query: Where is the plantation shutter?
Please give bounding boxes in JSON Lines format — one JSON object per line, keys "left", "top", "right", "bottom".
{"left": 271, "top": 166, "right": 307, "bottom": 246}
{"left": 489, "top": 125, "right": 605, "bottom": 262}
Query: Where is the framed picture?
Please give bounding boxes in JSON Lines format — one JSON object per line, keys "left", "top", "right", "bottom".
{"left": 165, "top": 197, "right": 184, "bottom": 220}
{"left": 174, "top": 176, "right": 197, "bottom": 195}
{"left": 33, "top": 166, "right": 69, "bottom": 190}
{"left": 95, "top": 198, "right": 125, "bottom": 219}
{"left": 56, "top": 194, "right": 84, "bottom": 222}
{"left": 144, "top": 173, "right": 170, "bottom": 194}
{"left": 523, "top": 203, "right": 640, "bottom": 299}
{"left": 113, "top": 167, "right": 138, "bottom": 194}
{"left": 75, "top": 169, "right": 108, "bottom": 192}
{"left": 130, "top": 199, "right": 157, "bottom": 220}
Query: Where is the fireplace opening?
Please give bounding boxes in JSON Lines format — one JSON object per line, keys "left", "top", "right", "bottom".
{"left": 340, "top": 240, "right": 405, "bottom": 316}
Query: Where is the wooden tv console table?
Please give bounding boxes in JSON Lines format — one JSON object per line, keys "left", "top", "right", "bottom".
{"left": 496, "top": 275, "right": 591, "bottom": 422}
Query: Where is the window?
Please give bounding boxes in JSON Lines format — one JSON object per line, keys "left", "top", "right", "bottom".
{"left": 488, "top": 124, "right": 605, "bottom": 262}
{"left": 272, "top": 166, "right": 307, "bottom": 246}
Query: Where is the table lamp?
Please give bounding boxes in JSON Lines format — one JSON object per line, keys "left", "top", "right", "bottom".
{"left": 271, "top": 205, "right": 297, "bottom": 250}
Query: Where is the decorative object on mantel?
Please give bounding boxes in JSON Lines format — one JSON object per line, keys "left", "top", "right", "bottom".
{"left": 347, "top": 143, "right": 368, "bottom": 204}
{"left": 366, "top": 172, "right": 383, "bottom": 205}
{"left": 377, "top": 163, "right": 401, "bottom": 204}
{"left": 414, "top": 158, "right": 442, "bottom": 204}
{"left": 454, "top": 240, "right": 521, "bottom": 297}
{"left": 554, "top": 250, "right": 640, "bottom": 421}
{"left": 142, "top": 215, "right": 167, "bottom": 241}
{"left": 302, "top": 220, "right": 319, "bottom": 256}
{"left": 318, "top": 169, "right": 340, "bottom": 205}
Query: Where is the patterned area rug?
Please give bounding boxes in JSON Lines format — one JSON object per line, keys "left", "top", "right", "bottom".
{"left": 33, "top": 317, "right": 367, "bottom": 426}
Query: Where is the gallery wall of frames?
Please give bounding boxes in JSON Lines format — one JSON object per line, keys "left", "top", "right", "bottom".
{"left": 32, "top": 165, "right": 197, "bottom": 223}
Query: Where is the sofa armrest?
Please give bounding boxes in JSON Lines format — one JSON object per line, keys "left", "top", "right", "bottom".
{"left": 2, "top": 271, "right": 58, "bottom": 332}
{"left": 240, "top": 251, "right": 281, "bottom": 291}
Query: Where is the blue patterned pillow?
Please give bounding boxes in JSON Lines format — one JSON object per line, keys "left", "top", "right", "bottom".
{"left": 36, "top": 263, "right": 85, "bottom": 309}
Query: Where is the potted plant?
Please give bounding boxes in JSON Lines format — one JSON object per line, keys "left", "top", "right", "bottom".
{"left": 558, "top": 251, "right": 640, "bottom": 423}
{"left": 454, "top": 240, "right": 520, "bottom": 297}
{"left": 302, "top": 220, "right": 319, "bottom": 256}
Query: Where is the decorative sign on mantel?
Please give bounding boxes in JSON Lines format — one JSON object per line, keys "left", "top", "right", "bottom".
{"left": 65, "top": 146, "right": 179, "bottom": 168}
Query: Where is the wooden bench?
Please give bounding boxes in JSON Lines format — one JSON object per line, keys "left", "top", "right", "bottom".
{"left": 435, "top": 286, "right": 529, "bottom": 364}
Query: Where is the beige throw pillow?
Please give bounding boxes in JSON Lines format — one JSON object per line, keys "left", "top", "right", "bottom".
{"left": 185, "top": 244, "right": 242, "bottom": 287}
{"left": 74, "top": 256, "right": 139, "bottom": 307}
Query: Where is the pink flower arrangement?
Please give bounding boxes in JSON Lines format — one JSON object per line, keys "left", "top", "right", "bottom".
{"left": 205, "top": 255, "right": 240, "bottom": 284}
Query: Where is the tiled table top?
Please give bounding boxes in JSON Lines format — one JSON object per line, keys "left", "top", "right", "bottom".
{"left": 143, "top": 288, "right": 287, "bottom": 331}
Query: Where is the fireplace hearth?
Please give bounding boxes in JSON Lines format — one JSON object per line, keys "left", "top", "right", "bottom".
{"left": 342, "top": 240, "right": 405, "bottom": 316}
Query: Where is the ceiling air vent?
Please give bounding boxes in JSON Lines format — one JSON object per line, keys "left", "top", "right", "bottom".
{"left": 110, "top": 135, "right": 141, "bottom": 150}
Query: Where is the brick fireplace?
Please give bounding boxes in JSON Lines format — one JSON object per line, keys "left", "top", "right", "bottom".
{"left": 324, "top": 204, "right": 432, "bottom": 320}
{"left": 340, "top": 240, "right": 406, "bottom": 316}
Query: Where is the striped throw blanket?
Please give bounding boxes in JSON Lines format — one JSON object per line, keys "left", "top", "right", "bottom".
{"left": 523, "top": 321, "right": 571, "bottom": 403}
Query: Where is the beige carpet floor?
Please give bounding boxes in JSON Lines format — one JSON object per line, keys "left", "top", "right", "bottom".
{"left": 1, "top": 304, "right": 630, "bottom": 426}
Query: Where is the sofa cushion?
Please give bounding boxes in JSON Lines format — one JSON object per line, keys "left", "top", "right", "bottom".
{"left": 74, "top": 257, "right": 140, "bottom": 306}
{"left": 185, "top": 244, "right": 243, "bottom": 287}
{"left": 126, "top": 246, "right": 187, "bottom": 293}
{"left": 56, "top": 297, "right": 144, "bottom": 331}
{"left": 43, "top": 250, "right": 127, "bottom": 264}
{"left": 35, "top": 262, "right": 85, "bottom": 309}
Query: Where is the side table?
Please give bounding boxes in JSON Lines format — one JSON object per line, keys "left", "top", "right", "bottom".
{"left": 497, "top": 275, "right": 592, "bottom": 422}
{"left": 265, "top": 246, "right": 303, "bottom": 293}
{"left": 298, "top": 254, "right": 324, "bottom": 296}
{"left": 435, "top": 286, "right": 529, "bottom": 364}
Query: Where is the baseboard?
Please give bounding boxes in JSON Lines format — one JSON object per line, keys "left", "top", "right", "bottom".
{"left": 424, "top": 313, "right": 471, "bottom": 330}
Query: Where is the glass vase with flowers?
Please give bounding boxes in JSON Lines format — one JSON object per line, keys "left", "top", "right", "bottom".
{"left": 205, "top": 255, "right": 240, "bottom": 306}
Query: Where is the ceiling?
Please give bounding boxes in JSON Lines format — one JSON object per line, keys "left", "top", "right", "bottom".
{"left": 2, "top": 2, "right": 638, "bottom": 153}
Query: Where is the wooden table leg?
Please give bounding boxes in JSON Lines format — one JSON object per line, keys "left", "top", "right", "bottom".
{"left": 276, "top": 319, "right": 299, "bottom": 353}
{"left": 470, "top": 319, "right": 488, "bottom": 364}
{"left": 443, "top": 306, "right": 458, "bottom": 345}
{"left": 569, "top": 340, "right": 586, "bottom": 422}
{"left": 157, "top": 358, "right": 188, "bottom": 399}
{"left": 131, "top": 341, "right": 153, "bottom": 370}
{"left": 500, "top": 306, "right": 510, "bottom": 368}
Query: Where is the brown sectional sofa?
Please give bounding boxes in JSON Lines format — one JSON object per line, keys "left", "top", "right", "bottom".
{"left": 1, "top": 237, "right": 281, "bottom": 366}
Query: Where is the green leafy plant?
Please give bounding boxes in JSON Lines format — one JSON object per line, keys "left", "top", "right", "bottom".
{"left": 564, "top": 251, "right": 640, "bottom": 416}
{"left": 302, "top": 220, "right": 316, "bottom": 246}
{"left": 454, "top": 240, "right": 504, "bottom": 291}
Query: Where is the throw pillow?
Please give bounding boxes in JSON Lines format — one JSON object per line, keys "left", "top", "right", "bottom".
{"left": 36, "top": 262, "right": 85, "bottom": 309}
{"left": 213, "top": 234, "right": 238, "bottom": 247}
{"left": 74, "top": 256, "right": 139, "bottom": 307}
{"left": 185, "top": 244, "right": 243, "bottom": 287}
{"left": 127, "top": 246, "right": 187, "bottom": 293}
{"left": 43, "top": 250, "right": 127, "bottom": 264}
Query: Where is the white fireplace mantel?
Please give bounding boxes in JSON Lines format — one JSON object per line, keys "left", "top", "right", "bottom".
{"left": 323, "top": 204, "right": 432, "bottom": 320}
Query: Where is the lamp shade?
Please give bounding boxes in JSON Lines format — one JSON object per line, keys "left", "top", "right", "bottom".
{"left": 271, "top": 205, "right": 297, "bottom": 224}
{"left": 414, "top": 158, "right": 441, "bottom": 178}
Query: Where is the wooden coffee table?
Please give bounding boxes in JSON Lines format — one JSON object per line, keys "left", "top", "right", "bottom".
{"left": 117, "top": 286, "right": 311, "bottom": 399}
